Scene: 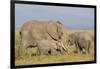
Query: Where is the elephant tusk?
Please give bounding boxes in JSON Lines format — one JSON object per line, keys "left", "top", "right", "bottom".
{"left": 61, "top": 41, "right": 67, "bottom": 50}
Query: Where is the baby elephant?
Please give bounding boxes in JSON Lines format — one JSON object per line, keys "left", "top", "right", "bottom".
{"left": 37, "top": 39, "right": 58, "bottom": 55}
{"left": 67, "top": 32, "right": 91, "bottom": 54}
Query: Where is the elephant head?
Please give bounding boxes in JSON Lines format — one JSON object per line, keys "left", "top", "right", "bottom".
{"left": 67, "top": 34, "right": 76, "bottom": 46}
{"left": 45, "top": 21, "right": 67, "bottom": 52}
{"left": 46, "top": 20, "right": 63, "bottom": 41}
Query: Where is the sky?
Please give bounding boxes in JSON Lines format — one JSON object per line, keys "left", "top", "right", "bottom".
{"left": 15, "top": 4, "right": 95, "bottom": 30}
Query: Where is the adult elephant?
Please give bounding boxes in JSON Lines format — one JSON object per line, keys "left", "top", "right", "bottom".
{"left": 67, "top": 32, "right": 91, "bottom": 54}
{"left": 19, "top": 20, "right": 67, "bottom": 55}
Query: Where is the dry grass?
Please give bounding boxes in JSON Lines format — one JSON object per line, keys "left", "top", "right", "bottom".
{"left": 15, "top": 30, "right": 95, "bottom": 66}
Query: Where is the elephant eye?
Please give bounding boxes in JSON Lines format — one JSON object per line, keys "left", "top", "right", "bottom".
{"left": 59, "top": 36, "right": 62, "bottom": 39}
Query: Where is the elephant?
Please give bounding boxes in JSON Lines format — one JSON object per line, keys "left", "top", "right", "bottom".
{"left": 19, "top": 20, "right": 67, "bottom": 55}
{"left": 67, "top": 32, "right": 91, "bottom": 54}
{"left": 37, "top": 39, "right": 67, "bottom": 55}
{"left": 37, "top": 39, "right": 58, "bottom": 55}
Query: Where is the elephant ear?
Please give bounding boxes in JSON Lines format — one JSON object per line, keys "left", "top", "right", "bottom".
{"left": 46, "top": 21, "right": 59, "bottom": 41}
{"left": 46, "top": 21, "right": 63, "bottom": 41}
{"left": 56, "top": 21, "right": 63, "bottom": 38}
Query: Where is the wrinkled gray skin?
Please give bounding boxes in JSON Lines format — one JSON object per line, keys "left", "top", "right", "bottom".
{"left": 20, "top": 20, "right": 67, "bottom": 55}
{"left": 67, "top": 32, "right": 91, "bottom": 54}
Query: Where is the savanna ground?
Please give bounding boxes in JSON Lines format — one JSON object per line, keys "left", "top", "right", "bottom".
{"left": 15, "top": 30, "right": 95, "bottom": 66}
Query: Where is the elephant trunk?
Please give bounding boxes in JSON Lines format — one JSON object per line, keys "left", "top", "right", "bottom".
{"left": 60, "top": 41, "right": 67, "bottom": 51}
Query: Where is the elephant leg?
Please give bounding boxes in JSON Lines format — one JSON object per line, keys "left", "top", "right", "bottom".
{"left": 17, "top": 45, "right": 24, "bottom": 59}
{"left": 37, "top": 47, "right": 46, "bottom": 55}
{"left": 74, "top": 45, "right": 79, "bottom": 53}
{"left": 19, "top": 40, "right": 27, "bottom": 58}
{"left": 50, "top": 48, "right": 57, "bottom": 55}
{"left": 37, "top": 47, "right": 41, "bottom": 55}
{"left": 86, "top": 41, "right": 90, "bottom": 54}
{"left": 79, "top": 47, "right": 83, "bottom": 54}
{"left": 24, "top": 47, "right": 29, "bottom": 56}
{"left": 36, "top": 47, "right": 43, "bottom": 61}
{"left": 75, "top": 42, "right": 81, "bottom": 53}
{"left": 20, "top": 46, "right": 27, "bottom": 57}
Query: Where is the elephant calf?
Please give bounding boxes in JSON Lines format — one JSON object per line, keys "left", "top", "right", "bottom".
{"left": 37, "top": 39, "right": 58, "bottom": 55}
{"left": 67, "top": 32, "right": 91, "bottom": 54}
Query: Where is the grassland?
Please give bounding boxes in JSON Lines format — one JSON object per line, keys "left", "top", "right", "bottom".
{"left": 15, "top": 30, "right": 95, "bottom": 66}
